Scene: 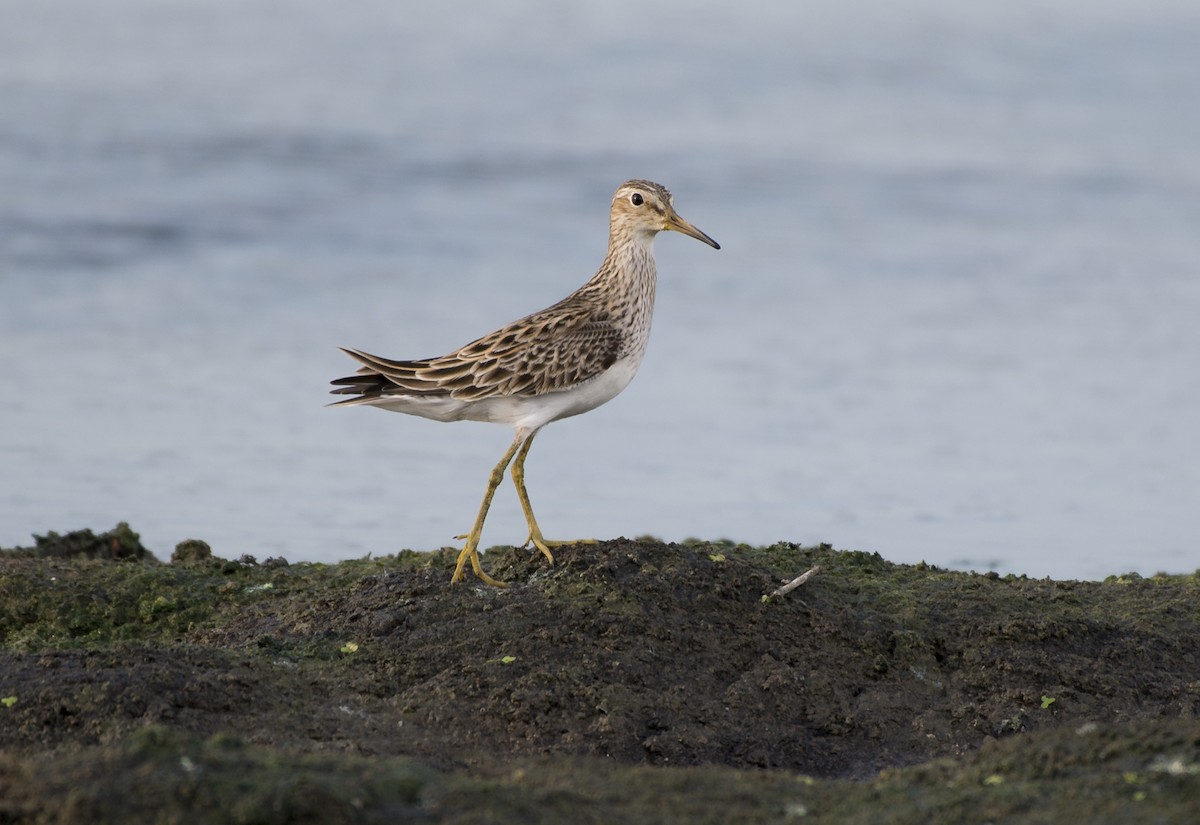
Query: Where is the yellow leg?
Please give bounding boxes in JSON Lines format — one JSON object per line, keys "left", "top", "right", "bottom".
{"left": 510, "top": 430, "right": 597, "bottom": 565}
{"left": 451, "top": 432, "right": 524, "bottom": 586}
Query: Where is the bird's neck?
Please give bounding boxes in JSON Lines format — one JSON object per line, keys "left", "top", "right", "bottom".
{"left": 596, "top": 225, "right": 658, "bottom": 296}
{"left": 581, "top": 227, "right": 657, "bottom": 359}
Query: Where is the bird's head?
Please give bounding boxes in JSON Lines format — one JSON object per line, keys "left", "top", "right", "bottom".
{"left": 610, "top": 180, "right": 720, "bottom": 249}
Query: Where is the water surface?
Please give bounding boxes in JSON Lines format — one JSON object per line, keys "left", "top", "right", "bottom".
{"left": 3, "top": 0, "right": 1199, "bottom": 579}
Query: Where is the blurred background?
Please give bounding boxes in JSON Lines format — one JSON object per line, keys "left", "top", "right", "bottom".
{"left": 2, "top": 0, "right": 1197, "bottom": 579}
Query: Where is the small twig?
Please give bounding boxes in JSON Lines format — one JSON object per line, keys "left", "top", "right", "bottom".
{"left": 768, "top": 564, "right": 823, "bottom": 599}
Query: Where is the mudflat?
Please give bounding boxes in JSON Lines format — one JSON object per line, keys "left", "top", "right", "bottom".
{"left": 1, "top": 525, "right": 1197, "bottom": 823}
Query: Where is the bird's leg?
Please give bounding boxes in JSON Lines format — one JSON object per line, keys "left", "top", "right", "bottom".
{"left": 451, "top": 432, "right": 525, "bottom": 586}
{"left": 510, "top": 430, "right": 597, "bottom": 565}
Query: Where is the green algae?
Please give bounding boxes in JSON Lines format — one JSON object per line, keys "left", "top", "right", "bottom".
{"left": 0, "top": 725, "right": 434, "bottom": 824}
{"left": 2, "top": 529, "right": 1198, "bottom": 823}
{"left": 0, "top": 521, "right": 153, "bottom": 561}
{"left": 0, "top": 550, "right": 433, "bottom": 652}
{"left": 2, "top": 721, "right": 1197, "bottom": 824}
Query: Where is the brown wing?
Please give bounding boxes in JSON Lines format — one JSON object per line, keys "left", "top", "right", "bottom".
{"left": 330, "top": 297, "right": 625, "bottom": 403}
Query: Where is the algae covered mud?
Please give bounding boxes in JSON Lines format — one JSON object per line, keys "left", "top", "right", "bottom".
{"left": 2, "top": 525, "right": 1198, "bottom": 823}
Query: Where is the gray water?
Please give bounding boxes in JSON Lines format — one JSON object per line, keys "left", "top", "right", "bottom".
{"left": 3, "top": 0, "right": 1198, "bottom": 580}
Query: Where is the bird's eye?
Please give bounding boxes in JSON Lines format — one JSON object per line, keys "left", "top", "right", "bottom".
{"left": 630, "top": 193, "right": 644, "bottom": 206}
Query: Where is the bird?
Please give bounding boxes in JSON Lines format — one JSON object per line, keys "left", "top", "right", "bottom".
{"left": 330, "top": 180, "right": 719, "bottom": 586}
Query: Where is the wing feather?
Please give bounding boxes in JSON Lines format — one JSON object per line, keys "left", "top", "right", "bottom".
{"left": 330, "top": 293, "right": 626, "bottom": 403}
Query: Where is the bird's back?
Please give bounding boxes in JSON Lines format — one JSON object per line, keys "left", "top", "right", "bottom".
{"left": 329, "top": 269, "right": 649, "bottom": 428}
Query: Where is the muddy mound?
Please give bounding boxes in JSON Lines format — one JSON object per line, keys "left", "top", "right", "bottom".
{"left": 2, "top": 533, "right": 1197, "bottom": 821}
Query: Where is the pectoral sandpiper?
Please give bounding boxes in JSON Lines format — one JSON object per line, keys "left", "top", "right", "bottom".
{"left": 330, "top": 180, "right": 719, "bottom": 585}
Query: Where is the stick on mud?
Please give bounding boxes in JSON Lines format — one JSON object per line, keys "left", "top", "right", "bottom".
{"left": 769, "top": 564, "right": 823, "bottom": 599}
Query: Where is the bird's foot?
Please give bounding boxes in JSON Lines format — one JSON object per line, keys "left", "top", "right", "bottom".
{"left": 450, "top": 540, "right": 508, "bottom": 587}
{"left": 522, "top": 534, "right": 598, "bottom": 565}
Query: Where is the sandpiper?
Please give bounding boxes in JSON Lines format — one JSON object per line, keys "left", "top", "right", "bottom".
{"left": 331, "top": 180, "right": 719, "bottom": 585}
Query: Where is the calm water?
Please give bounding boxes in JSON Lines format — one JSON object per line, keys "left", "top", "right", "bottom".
{"left": 3, "top": 0, "right": 1198, "bottom": 579}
